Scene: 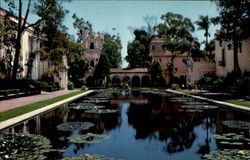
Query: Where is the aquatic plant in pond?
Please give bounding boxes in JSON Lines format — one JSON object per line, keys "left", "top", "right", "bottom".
{"left": 57, "top": 122, "right": 94, "bottom": 131}
{"left": 214, "top": 132, "right": 250, "bottom": 148}
{"left": 82, "top": 99, "right": 109, "bottom": 103}
{"left": 62, "top": 154, "right": 123, "bottom": 160}
{"left": 170, "top": 97, "right": 194, "bottom": 102}
{"left": 68, "top": 133, "right": 110, "bottom": 144}
{"left": 185, "top": 102, "right": 208, "bottom": 105}
{"left": 181, "top": 105, "right": 218, "bottom": 110}
{"left": 222, "top": 120, "right": 250, "bottom": 130}
{"left": 69, "top": 103, "right": 95, "bottom": 107}
{"left": 203, "top": 149, "right": 250, "bottom": 160}
{"left": 85, "top": 109, "right": 118, "bottom": 114}
{"left": 69, "top": 105, "right": 106, "bottom": 110}
{"left": 0, "top": 133, "right": 52, "bottom": 160}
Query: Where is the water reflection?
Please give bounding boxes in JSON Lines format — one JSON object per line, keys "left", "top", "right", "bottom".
{"left": 1, "top": 90, "right": 249, "bottom": 160}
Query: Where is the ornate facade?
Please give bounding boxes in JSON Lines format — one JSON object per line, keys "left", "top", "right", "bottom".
{"left": 83, "top": 32, "right": 104, "bottom": 86}
{"left": 0, "top": 7, "right": 68, "bottom": 89}
{"left": 149, "top": 37, "right": 188, "bottom": 84}
{"left": 215, "top": 38, "right": 250, "bottom": 77}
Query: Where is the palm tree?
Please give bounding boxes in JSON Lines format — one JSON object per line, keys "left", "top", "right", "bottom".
{"left": 195, "top": 15, "right": 211, "bottom": 56}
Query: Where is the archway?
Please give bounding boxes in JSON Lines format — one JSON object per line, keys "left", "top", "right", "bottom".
{"left": 86, "top": 76, "right": 95, "bottom": 87}
{"left": 122, "top": 76, "right": 131, "bottom": 86}
{"left": 132, "top": 76, "right": 140, "bottom": 87}
{"left": 141, "top": 76, "right": 150, "bottom": 87}
{"left": 111, "top": 76, "right": 121, "bottom": 86}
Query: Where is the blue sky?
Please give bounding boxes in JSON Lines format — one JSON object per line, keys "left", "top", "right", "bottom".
{"left": 1, "top": 1, "right": 220, "bottom": 67}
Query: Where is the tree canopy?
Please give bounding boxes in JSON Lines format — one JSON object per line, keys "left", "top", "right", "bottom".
{"left": 72, "top": 13, "right": 93, "bottom": 43}
{"left": 150, "top": 60, "right": 165, "bottom": 87}
{"left": 94, "top": 53, "right": 110, "bottom": 86}
{"left": 195, "top": 15, "right": 211, "bottom": 56}
{"left": 156, "top": 12, "right": 195, "bottom": 83}
{"left": 101, "top": 34, "right": 122, "bottom": 68}
{"left": 213, "top": 0, "right": 250, "bottom": 74}
{"left": 125, "top": 29, "right": 152, "bottom": 68}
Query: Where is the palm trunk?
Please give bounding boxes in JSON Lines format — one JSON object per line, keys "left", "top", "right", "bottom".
{"left": 205, "top": 29, "right": 208, "bottom": 56}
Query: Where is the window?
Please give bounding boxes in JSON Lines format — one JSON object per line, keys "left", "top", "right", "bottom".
{"left": 219, "top": 48, "right": 226, "bottom": 66}
{"left": 90, "top": 60, "right": 95, "bottom": 67}
{"left": 152, "top": 45, "right": 155, "bottom": 51}
{"left": 219, "top": 40, "right": 223, "bottom": 47}
{"left": 90, "top": 42, "right": 94, "bottom": 49}
{"left": 239, "top": 42, "right": 242, "bottom": 53}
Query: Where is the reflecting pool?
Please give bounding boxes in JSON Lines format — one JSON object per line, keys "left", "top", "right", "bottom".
{"left": 1, "top": 90, "right": 250, "bottom": 160}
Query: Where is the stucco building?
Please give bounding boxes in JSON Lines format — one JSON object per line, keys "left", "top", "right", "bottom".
{"left": 0, "top": 7, "right": 68, "bottom": 89}
{"left": 215, "top": 38, "right": 250, "bottom": 77}
{"left": 83, "top": 32, "right": 104, "bottom": 86}
{"left": 149, "top": 37, "right": 188, "bottom": 84}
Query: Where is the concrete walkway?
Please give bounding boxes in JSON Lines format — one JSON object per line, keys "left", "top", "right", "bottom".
{"left": 0, "top": 89, "right": 79, "bottom": 112}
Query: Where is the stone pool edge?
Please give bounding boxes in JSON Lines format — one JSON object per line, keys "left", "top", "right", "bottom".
{"left": 167, "top": 89, "right": 250, "bottom": 112}
{"left": 0, "top": 90, "right": 94, "bottom": 130}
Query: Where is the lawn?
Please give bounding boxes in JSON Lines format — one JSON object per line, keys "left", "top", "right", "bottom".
{"left": 174, "top": 89, "right": 250, "bottom": 108}
{"left": 0, "top": 90, "right": 87, "bottom": 122}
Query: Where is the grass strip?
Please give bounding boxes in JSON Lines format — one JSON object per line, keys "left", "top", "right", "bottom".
{"left": 224, "top": 100, "right": 250, "bottom": 108}
{"left": 0, "top": 90, "right": 86, "bottom": 122}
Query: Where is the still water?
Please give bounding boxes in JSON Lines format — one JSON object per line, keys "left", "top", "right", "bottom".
{"left": 2, "top": 90, "right": 250, "bottom": 160}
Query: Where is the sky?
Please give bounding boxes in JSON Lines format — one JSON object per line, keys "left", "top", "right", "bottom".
{"left": 0, "top": 0, "right": 220, "bottom": 68}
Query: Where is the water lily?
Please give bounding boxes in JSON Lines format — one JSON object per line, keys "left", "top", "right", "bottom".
{"left": 238, "top": 150, "right": 245, "bottom": 154}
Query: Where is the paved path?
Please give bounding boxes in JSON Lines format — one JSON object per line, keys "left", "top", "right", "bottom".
{"left": 0, "top": 89, "right": 79, "bottom": 112}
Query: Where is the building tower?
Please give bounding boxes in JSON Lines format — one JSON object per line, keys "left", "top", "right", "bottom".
{"left": 83, "top": 32, "right": 104, "bottom": 86}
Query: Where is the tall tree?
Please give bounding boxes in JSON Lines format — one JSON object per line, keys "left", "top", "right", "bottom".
{"left": 156, "top": 12, "right": 195, "bottom": 84}
{"left": 195, "top": 15, "right": 211, "bottom": 55}
{"left": 2, "top": 0, "right": 69, "bottom": 80}
{"left": 72, "top": 13, "right": 92, "bottom": 43}
{"left": 2, "top": 0, "right": 39, "bottom": 80}
{"left": 0, "top": 15, "right": 16, "bottom": 78}
{"left": 67, "top": 41, "right": 88, "bottom": 87}
{"left": 101, "top": 34, "right": 122, "bottom": 68}
{"left": 150, "top": 60, "right": 165, "bottom": 87}
{"left": 94, "top": 53, "right": 110, "bottom": 86}
{"left": 125, "top": 29, "right": 152, "bottom": 68}
{"left": 213, "top": 0, "right": 250, "bottom": 74}
{"left": 143, "top": 15, "right": 157, "bottom": 37}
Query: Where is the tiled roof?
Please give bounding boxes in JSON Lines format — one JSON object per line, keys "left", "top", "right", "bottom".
{"left": 110, "top": 68, "right": 148, "bottom": 73}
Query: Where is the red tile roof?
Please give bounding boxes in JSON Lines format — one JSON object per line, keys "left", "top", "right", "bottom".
{"left": 110, "top": 68, "right": 148, "bottom": 73}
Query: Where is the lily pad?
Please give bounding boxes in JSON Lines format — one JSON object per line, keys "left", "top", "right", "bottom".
{"left": 57, "top": 122, "right": 94, "bottom": 131}
{"left": 203, "top": 149, "right": 250, "bottom": 160}
{"left": 170, "top": 97, "right": 194, "bottom": 102}
{"left": 222, "top": 120, "right": 250, "bottom": 130}
{"left": 82, "top": 99, "right": 109, "bottom": 103}
{"left": 178, "top": 109, "right": 204, "bottom": 113}
{"left": 181, "top": 105, "right": 218, "bottom": 110}
{"left": 62, "top": 154, "right": 123, "bottom": 160}
{"left": 214, "top": 132, "right": 250, "bottom": 149}
{"left": 0, "top": 133, "right": 52, "bottom": 160}
{"left": 69, "top": 105, "right": 106, "bottom": 110}
{"left": 69, "top": 103, "right": 95, "bottom": 107}
{"left": 68, "top": 133, "right": 110, "bottom": 144}
{"left": 85, "top": 109, "right": 118, "bottom": 114}
{"left": 185, "top": 101, "right": 208, "bottom": 105}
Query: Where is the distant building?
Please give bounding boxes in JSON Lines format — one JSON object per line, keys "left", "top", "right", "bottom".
{"left": 215, "top": 38, "right": 250, "bottom": 77}
{"left": 83, "top": 32, "right": 104, "bottom": 86}
{"left": 149, "top": 37, "right": 188, "bottom": 84}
